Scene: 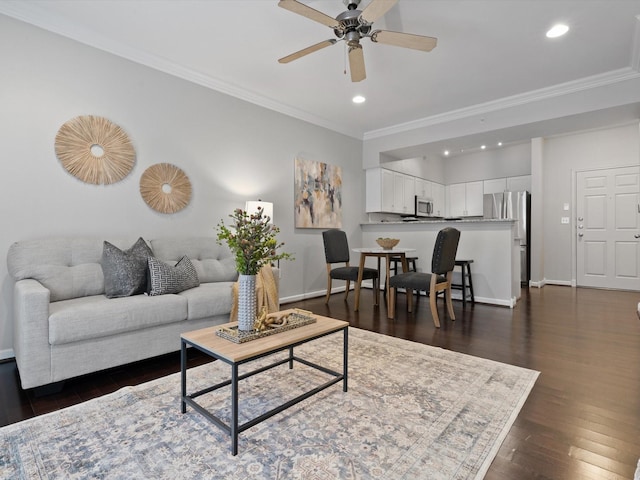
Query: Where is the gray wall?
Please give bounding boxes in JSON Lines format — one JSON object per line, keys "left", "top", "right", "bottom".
{"left": 443, "top": 143, "right": 531, "bottom": 184}
{"left": 381, "top": 155, "right": 446, "bottom": 184}
{"left": 0, "top": 16, "right": 363, "bottom": 357}
{"left": 541, "top": 123, "right": 640, "bottom": 283}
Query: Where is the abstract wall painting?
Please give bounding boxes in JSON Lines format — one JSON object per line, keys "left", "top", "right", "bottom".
{"left": 294, "top": 157, "right": 342, "bottom": 228}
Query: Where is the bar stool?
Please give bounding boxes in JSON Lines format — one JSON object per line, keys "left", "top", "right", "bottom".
{"left": 390, "top": 255, "right": 418, "bottom": 274}
{"left": 451, "top": 259, "right": 475, "bottom": 307}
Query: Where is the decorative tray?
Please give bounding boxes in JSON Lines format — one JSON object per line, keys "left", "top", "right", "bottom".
{"left": 216, "top": 309, "right": 317, "bottom": 344}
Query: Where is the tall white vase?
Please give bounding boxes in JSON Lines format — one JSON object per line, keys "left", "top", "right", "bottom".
{"left": 237, "top": 274, "right": 257, "bottom": 331}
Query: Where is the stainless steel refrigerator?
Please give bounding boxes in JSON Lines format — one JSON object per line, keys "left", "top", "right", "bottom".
{"left": 483, "top": 191, "right": 531, "bottom": 285}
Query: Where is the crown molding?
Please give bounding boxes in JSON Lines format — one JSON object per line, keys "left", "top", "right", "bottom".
{"left": 0, "top": 3, "right": 364, "bottom": 140}
{"left": 363, "top": 67, "right": 640, "bottom": 140}
{"left": 2, "top": 2, "right": 637, "bottom": 143}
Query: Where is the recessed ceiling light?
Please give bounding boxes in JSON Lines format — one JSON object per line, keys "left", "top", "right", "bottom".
{"left": 352, "top": 95, "right": 366, "bottom": 104}
{"left": 497, "top": 142, "right": 503, "bottom": 147}
{"left": 443, "top": 150, "right": 450, "bottom": 156}
{"left": 546, "top": 24, "right": 569, "bottom": 38}
{"left": 481, "top": 145, "right": 486, "bottom": 150}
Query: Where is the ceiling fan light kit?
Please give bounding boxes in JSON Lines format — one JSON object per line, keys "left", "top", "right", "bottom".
{"left": 278, "top": 0, "right": 437, "bottom": 82}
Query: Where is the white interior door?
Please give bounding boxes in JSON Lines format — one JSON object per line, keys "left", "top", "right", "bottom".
{"left": 576, "top": 166, "right": 640, "bottom": 290}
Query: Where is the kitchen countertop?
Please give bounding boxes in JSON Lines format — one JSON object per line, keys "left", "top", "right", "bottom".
{"left": 362, "top": 218, "right": 515, "bottom": 225}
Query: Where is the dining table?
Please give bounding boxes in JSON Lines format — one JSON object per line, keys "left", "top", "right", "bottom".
{"left": 352, "top": 247, "right": 417, "bottom": 311}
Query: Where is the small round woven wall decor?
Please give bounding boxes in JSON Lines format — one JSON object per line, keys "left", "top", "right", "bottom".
{"left": 140, "top": 163, "right": 192, "bottom": 214}
{"left": 54, "top": 115, "right": 136, "bottom": 185}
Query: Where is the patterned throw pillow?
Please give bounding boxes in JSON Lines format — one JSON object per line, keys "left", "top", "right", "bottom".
{"left": 102, "top": 238, "right": 153, "bottom": 298}
{"left": 147, "top": 255, "right": 200, "bottom": 296}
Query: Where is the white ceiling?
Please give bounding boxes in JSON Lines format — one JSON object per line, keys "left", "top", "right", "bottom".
{"left": 2, "top": 0, "right": 640, "bottom": 158}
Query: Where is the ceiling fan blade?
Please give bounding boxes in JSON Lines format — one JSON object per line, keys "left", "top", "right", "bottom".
{"left": 371, "top": 30, "right": 437, "bottom": 51}
{"left": 348, "top": 45, "right": 366, "bottom": 82}
{"left": 278, "top": 0, "right": 338, "bottom": 28}
{"left": 278, "top": 39, "right": 338, "bottom": 64}
{"left": 360, "top": 0, "right": 399, "bottom": 24}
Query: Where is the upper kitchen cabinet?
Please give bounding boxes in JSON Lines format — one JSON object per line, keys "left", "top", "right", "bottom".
{"left": 415, "top": 178, "right": 432, "bottom": 199}
{"left": 366, "top": 168, "right": 394, "bottom": 212}
{"left": 432, "top": 183, "right": 445, "bottom": 217}
{"left": 394, "top": 172, "right": 415, "bottom": 215}
{"left": 446, "top": 181, "right": 484, "bottom": 217}
{"left": 366, "top": 167, "right": 415, "bottom": 214}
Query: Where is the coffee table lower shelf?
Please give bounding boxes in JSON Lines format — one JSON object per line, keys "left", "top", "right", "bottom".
{"left": 180, "top": 315, "right": 348, "bottom": 456}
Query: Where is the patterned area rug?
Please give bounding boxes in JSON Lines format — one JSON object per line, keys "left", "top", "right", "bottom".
{"left": 0, "top": 328, "right": 538, "bottom": 479}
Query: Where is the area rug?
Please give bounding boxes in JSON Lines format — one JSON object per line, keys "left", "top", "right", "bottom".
{"left": 0, "top": 327, "right": 538, "bottom": 479}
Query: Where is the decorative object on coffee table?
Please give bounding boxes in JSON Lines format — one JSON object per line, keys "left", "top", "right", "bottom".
{"left": 217, "top": 308, "right": 317, "bottom": 343}
{"left": 236, "top": 273, "right": 257, "bottom": 331}
{"left": 376, "top": 237, "right": 400, "bottom": 249}
{"left": 217, "top": 206, "right": 293, "bottom": 331}
{"left": 139, "top": 163, "right": 192, "bottom": 214}
{"left": 55, "top": 115, "right": 135, "bottom": 185}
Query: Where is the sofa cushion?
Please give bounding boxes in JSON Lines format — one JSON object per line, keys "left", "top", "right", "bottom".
{"left": 147, "top": 255, "right": 200, "bottom": 296}
{"left": 7, "top": 238, "right": 140, "bottom": 302}
{"left": 48, "top": 294, "right": 188, "bottom": 345}
{"left": 102, "top": 238, "right": 153, "bottom": 298}
{"left": 179, "top": 282, "right": 234, "bottom": 320}
{"left": 149, "top": 237, "right": 237, "bottom": 283}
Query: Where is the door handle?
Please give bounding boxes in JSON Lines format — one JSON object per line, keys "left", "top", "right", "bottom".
{"left": 578, "top": 233, "right": 584, "bottom": 237}
{"left": 635, "top": 234, "right": 640, "bottom": 239}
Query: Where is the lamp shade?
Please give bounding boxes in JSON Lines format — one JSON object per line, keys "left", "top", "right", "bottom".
{"left": 245, "top": 200, "right": 273, "bottom": 224}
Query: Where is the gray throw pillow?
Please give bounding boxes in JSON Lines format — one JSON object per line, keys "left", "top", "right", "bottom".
{"left": 102, "top": 238, "right": 153, "bottom": 298}
{"left": 147, "top": 255, "right": 200, "bottom": 296}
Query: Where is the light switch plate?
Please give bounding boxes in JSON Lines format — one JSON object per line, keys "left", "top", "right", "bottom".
{"left": 563, "top": 203, "right": 570, "bottom": 211}
{"left": 561, "top": 217, "right": 570, "bottom": 224}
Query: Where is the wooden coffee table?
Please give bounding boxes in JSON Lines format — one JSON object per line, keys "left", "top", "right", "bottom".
{"left": 180, "top": 310, "right": 348, "bottom": 455}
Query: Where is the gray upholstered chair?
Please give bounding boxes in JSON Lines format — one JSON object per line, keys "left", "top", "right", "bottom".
{"left": 387, "top": 227, "right": 460, "bottom": 327}
{"left": 322, "top": 229, "right": 379, "bottom": 304}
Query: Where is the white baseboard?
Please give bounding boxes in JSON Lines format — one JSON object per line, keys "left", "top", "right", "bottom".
{"left": 281, "top": 284, "right": 371, "bottom": 305}
{"left": 0, "top": 348, "right": 15, "bottom": 361}
{"left": 542, "top": 279, "right": 573, "bottom": 287}
{"left": 281, "top": 285, "right": 518, "bottom": 308}
{"left": 280, "top": 289, "right": 327, "bottom": 304}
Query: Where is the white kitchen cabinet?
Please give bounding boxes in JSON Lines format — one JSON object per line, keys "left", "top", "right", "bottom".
{"left": 366, "top": 168, "right": 394, "bottom": 212}
{"left": 446, "top": 181, "right": 484, "bottom": 217}
{"left": 432, "top": 182, "right": 445, "bottom": 217}
{"left": 506, "top": 175, "right": 531, "bottom": 192}
{"left": 447, "top": 183, "right": 466, "bottom": 217}
{"left": 466, "top": 181, "right": 484, "bottom": 216}
{"left": 483, "top": 178, "right": 507, "bottom": 194}
{"left": 366, "top": 168, "right": 415, "bottom": 214}
{"left": 394, "top": 172, "right": 415, "bottom": 214}
{"left": 415, "top": 178, "right": 432, "bottom": 199}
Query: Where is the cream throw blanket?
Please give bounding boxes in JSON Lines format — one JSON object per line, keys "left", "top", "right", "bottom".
{"left": 230, "top": 265, "right": 280, "bottom": 321}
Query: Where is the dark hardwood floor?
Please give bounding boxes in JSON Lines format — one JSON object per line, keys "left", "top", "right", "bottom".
{"left": 1, "top": 285, "right": 639, "bottom": 479}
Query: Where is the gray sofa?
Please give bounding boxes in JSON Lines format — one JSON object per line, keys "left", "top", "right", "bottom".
{"left": 7, "top": 237, "right": 242, "bottom": 390}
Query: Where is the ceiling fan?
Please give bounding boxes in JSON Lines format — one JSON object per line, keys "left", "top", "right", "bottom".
{"left": 277, "top": 0, "right": 437, "bottom": 82}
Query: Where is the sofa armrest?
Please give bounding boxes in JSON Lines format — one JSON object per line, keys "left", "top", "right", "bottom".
{"left": 13, "top": 279, "right": 52, "bottom": 389}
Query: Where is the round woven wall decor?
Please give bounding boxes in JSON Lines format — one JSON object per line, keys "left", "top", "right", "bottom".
{"left": 139, "top": 163, "right": 192, "bottom": 214}
{"left": 54, "top": 115, "right": 136, "bottom": 185}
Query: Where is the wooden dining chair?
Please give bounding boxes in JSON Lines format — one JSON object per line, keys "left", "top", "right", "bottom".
{"left": 387, "top": 227, "right": 460, "bottom": 327}
{"left": 322, "top": 229, "right": 379, "bottom": 304}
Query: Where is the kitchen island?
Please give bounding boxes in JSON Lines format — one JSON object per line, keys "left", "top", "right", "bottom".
{"left": 361, "top": 219, "right": 521, "bottom": 307}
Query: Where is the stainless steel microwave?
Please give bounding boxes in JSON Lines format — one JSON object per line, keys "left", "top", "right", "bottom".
{"left": 415, "top": 196, "right": 434, "bottom": 217}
